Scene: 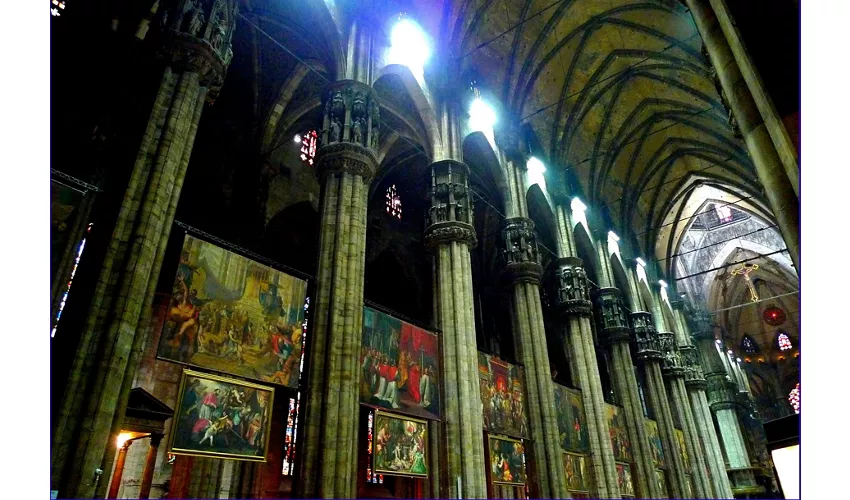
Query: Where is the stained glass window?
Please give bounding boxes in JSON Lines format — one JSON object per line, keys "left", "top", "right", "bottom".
{"left": 788, "top": 383, "right": 800, "bottom": 414}
{"left": 365, "top": 409, "right": 383, "bottom": 484}
{"left": 777, "top": 332, "right": 792, "bottom": 351}
{"left": 281, "top": 298, "right": 309, "bottom": 476}
{"left": 51, "top": 0, "right": 66, "bottom": 16}
{"left": 741, "top": 335, "right": 758, "bottom": 354}
{"left": 715, "top": 204, "right": 733, "bottom": 223}
{"left": 297, "top": 130, "right": 317, "bottom": 166}
{"left": 386, "top": 185, "right": 402, "bottom": 220}
{"left": 51, "top": 223, "right": 92, "bottom": 338}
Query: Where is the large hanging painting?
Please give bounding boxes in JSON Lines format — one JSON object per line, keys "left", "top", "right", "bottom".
{"left": 372, "top": 412, "right": 428, "bottom": 477}
{"left": 479, "top": 352, "right": 529, "bottom": 438}
{"left": 616, "top": 463, "right": 635, "bottom": 498}
{"left": 488, "top": 435, "right": 527, "bottom": 485}
{"left": 361, "top": 307, "right": 440, "bottom": 420}
{"left": 675, "top": 429, "right": 690, "bottom": 470}
{"left": 606, "top": 404, "right": 632, "bottom": 463}
{"left": 50, "top": 180, "right": 84, "bottom": 277}
{"left": 654, "top": 469, "right": 669, "bottom": 499}
{"left": 563, "top": 452, "right": 591, "bottom": 494}
{"left": 156, "top": 235, "right": 308, "bottom": 388}
{"left": 554, "top": 384, "right": 590, "bottom": 453}
{"left": 646, "top": 419, "right": 666, "bottom": 469}
{"left": 169, "top": 369, "right": 274, "bottom": 461}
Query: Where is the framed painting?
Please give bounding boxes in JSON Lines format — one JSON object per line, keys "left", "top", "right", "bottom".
{"left": 372, "top": 411, "right": 428, "bottom": 477}
{"left": 654, "top": 469, "right": 669, "bottom": 499}
{"left": 488, "top": 435, "right": 527, "bottom": 486}
{"left": 675, "top": 429, "right": 691, "bottom": 470}
{"left": 169, "top": 369, "right": 274, "bottom": 461}
{"left": 554, "top": 384, "right": 590, "bottom": 453}
{"left": 616, "top": 462, "right": 635, "bottom": 498}
{"left": 646, "top": 419, "right": 666, "bottom": 469}
{"left": 156, "top": 235, "right": 308, "bottom": 388}
{"left": 563, "top": 452, "right": 591, "bottom": 494}
{"left": 361, "top": 307, "right": 441, "bottom": 420}
{"left": 479, "top": 352, "right": 529, "bottom": 439}
{"left": 606, "top": 404, "right": 633, "bottom": 462}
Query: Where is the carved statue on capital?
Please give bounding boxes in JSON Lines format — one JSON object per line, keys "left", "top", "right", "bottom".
{"left": 314, "top": 81, "right": 381, "bottom": 180}
{"left": 631, "top": 311, "right": 662, "bottom": 361}
{"left": 551, "top": 257, "right": 592, "bottom": 316}
{"left": 424, "top": 160, "right": 477, "bottom": 249}
{"left": 500, "top": 218, "right": 542, "bottom": 284}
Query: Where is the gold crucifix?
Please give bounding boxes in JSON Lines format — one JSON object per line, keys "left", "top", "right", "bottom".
{"left": 731, "top": 263, "right": 760, "bottom": 302}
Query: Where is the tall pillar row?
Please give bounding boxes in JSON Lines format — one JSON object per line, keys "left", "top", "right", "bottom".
{"left": 501, "top": 217, "right": 568, "bottom": 498}
{"left": 683, "top": 0, "right": 800, "bottom": 272}
{"left": 591, "top": 240, "right": 656, "bottom": 499}
{"left": 50, "top": 2, "right": 238, "bottom": 498}
{"left": 299, "top": 80, "right": 380, "bottom": 498}
{"left": 554, "top": 257, "right": 617, "bottom": 498}
{"left": 425, "top": 159, "right": 487, "bottom": 499}
{"left": 672, "top": 301, "right": 734, "bottom": 499}
{"left": 690, "top": 309, "right": 762, "bottom": 495}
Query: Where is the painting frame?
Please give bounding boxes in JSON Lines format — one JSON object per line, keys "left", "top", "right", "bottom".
{"left": 168, "top": 369, "right": 275, "bottom": 462}
{"left": 488, "top": 434, "right": 528, "bottom": 486}
{"left": 562, "top": 451, "right": 592, "bottom": 494}
{"left": 360, "top": 306, "right": 442, "bottom": 421}
{"left": 616, "top": 462, "right": 635, "bottom": 498}
{"left": 372, "top": 411, "right": 429, "bottom": 478}
{"left": 479, "top": 352, "right": 529, "bottom": 439}
{"left": 156, "top": 235, "right": 309, "bottom": 389}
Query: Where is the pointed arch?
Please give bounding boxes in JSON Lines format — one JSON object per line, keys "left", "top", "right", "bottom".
{"left": 463, "top": 131, "right": 508, "bottom": 213}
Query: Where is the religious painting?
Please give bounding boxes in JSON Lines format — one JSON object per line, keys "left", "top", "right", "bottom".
{"left": 675, "top": 429, "right": 690, "bottom": 470}
{"left": 684, "top": 475, "right": 694, "bottom": 498}
{"left": 169, "top": 369, "right": 274, "bottom": 461}
{"left": 156, "top": 235, "right": 308, "bottom": 388}
{"left": 654, "top": 469, "right": 669, "bottom": 499}
{"left": 361, "top": 307, "right": 440, "bottom": 420}
{"left": 554, "top": 384, "right": 590, "bottom": 453}
{"left": 488, "top": 435, "right": 527, "bottom": 485}
{"left": 616, "top": 462, "right": 635, "bottom": 498}
{"left": 563, "top": 452, "right": 591, "bottom": 493}
{"left": 479, "top": 352, "right": 528, "bottom": 438}
{"left": 372, "top": 412, "right": 428, "bottom": 477}
{"left": 646, "top": 419, "right": 665, "bottom": 469}
{"left": 50, "top": 180, "right": 84, "bottom": 277}
{"left": 606, "top": 404, "right": 632, "bottom": 462}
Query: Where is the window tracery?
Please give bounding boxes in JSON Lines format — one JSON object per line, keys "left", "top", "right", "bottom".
{"left": 386, "top": 184, "right": 402, "bottom": 220}
{"left": 788, "top": 383, "right": 800, "bottom": 414}
{"left": 777, "top": 332, "right": 792, "bottom": 351}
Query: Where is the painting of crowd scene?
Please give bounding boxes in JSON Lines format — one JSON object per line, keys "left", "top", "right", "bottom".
{"left": 372, "top": 412, "right": 428, "bottom": 477}
{"left": 646, "top": 419, "right": 666, "bottom": 468}
{"left": 563, "top": 452, "right": 591, "bottom": 494}
{"left": 606, "top": 404, "right": 633, "bottom": 462}
{"left": 360, "top": 307, "right": 440, "bottom": 420}
{"left": 616, "top": 462, "right": 635, "bottom": 498}
{"left": 554, "top": 384, "right": 590, "bottom": 453}
{"left": 488, "top": 436, "right": 527, "bottom": 485}
{"left": 478, "top": 352, "right": 528, "bottom": 438}
{"left": 157, "top": 236, "right": 308, "bottom": 388}
{"left": 169, "top": 370, "right": 273, "bottom": 461}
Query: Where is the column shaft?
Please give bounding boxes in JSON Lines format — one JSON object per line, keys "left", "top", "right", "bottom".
{"left": 138, "top": 434, "right": 163, "bottom": 499}
{"left": 685, "top": 0, "right": 800, "bottom": 271}
{"left": 644, "top": 363, "right": 689, "bottom": 497}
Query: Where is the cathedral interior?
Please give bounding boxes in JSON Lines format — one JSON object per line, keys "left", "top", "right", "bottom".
{"left": 49, "top": 1, "right": 801, "bottom": 498}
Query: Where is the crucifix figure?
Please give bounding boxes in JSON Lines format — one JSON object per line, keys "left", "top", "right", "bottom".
{"left": 731, "top": 263, "right": 760, "bottom": 302}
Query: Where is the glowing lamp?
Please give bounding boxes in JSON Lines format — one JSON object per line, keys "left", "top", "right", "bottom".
{"left": 116, "top": 432, "right": 133, "bottom": 449}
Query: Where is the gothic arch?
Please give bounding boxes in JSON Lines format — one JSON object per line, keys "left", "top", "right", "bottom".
{"left": 374, "top": 64, "right": 439, "bottom": 154}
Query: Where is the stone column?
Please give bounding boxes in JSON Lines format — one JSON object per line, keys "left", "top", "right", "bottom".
{"left": 690, "top": 310, "right": 760, "bottom": 494}
{"left": 673, "top": 303, "right": 733, "bottom": 498}
{"left": 548, "top": 200, "right": 618, "bottom": 498}
{"left": 593, "top": 288, "right": 660, "bottom": 499}
{"left": 554, "top": 258, "right": 617, "bottom": 498}
{"left": 683, "top": 0, "right": 800, "bottom": 272}
{"left": 501, "top": 218, "right": 568, "bottom": 498}
{"left": 631, "top": 311, "right": 690, "bottom": 498}
{"left": 705, "top": 0, "right": 800, "bottom": 193}
{"left": 138, "top": 433, "right": 163, "bottom": 499}
{"left": 425, "top": 160, "right": 487, "bottom": 499}
{"left": 299, "top": 80, "right": 380, "bottom": 498}
{"left": 50, "top": 3, "right": 237, "bottom": 498}
{"left": 657, "top": 330, "right": 711, "bottom": 498}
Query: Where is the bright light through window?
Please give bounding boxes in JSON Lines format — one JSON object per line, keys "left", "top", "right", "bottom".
{"left": 469, "top": 97, "right": 497, "bottom": 146}
{"left": 715, "top": 204, "right": 733, "bottom": 223}
{"left": 571, "top": 197, "right": 589, "bottom": 232}
{"left": 607, "top": 231, "right": 621, "bottom": 257}
{"left": 527, "top": 156, "right": 546, "bottom": 188}
{"left": 388, "top": 18, "right": 430, "bottom": 78}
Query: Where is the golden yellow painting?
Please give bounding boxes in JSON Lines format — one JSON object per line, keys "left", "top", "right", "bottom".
{"left": 157, "top": 235, "right": 308, "bottom": 388}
